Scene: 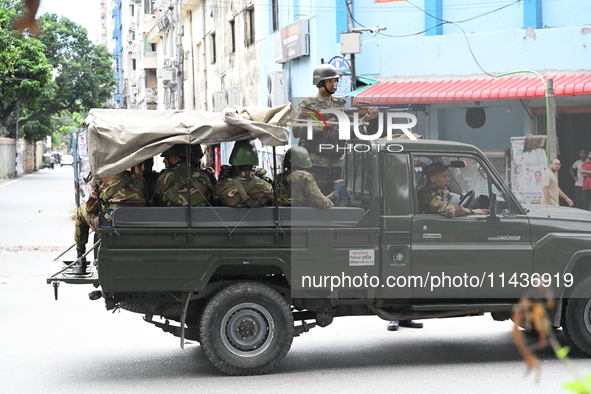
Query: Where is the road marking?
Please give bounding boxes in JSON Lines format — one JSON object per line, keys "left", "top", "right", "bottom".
{"left": 0, "top": 174, "right": 33, "bottom": 189}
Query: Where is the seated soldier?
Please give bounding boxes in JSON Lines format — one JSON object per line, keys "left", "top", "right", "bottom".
{"left": 278, "top": 146, "right": 339, "bottom": 208}
{"left": 74, "top": 169, "right": 146, "bottom": 274}
{"left": 418, "top": 162, "right": 489, "bottom": 217}
{"left": 218, "top": 141, "right": 274, "bottom": 207}
{"left": 133, "top": 157, "right": 158, "bottom": 204}
{"left": 151, "top": 144, "right": 214, "bottom": 207}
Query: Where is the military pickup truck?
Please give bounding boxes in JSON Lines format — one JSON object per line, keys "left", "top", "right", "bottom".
{"left": 49, "top": 108, "right": 591, "bottom": 376}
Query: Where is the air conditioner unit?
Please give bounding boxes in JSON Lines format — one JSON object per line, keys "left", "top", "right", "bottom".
{"left": 157, "top": 68, "right": 173, "bottom": 82}
{"left": 225, "top": 86, "right": 240, "bottom": 107}
{"left": 267, "top": 70, "right": 286, "bottom": 107}
{"left": 212, "top": 90, "right": 225, "bottom": 112}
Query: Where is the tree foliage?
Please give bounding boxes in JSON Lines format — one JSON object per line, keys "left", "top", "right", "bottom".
{"left": 0, "top": 5, "right": 53, "bottom": 139}
{"left": 0, "top": 0, "right": 116, "bottom": 142}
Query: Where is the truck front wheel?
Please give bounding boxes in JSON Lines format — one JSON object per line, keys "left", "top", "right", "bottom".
{"left": 199, "top": 281, "right": 293, "bottom": 375}
{"left": 563, "top": 275, "right": 591, "bottom": 356}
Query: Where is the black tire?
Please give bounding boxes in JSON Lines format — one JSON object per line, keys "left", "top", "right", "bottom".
{"left": 199, "top": 281, "right": 293, "bottom": 376}
{"left": 563, "top": 275, "right": 591, "bottom": 356}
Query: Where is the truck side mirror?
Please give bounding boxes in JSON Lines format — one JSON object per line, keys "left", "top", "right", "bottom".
{"left": 487, "top": 193, "right": 500, "bottom": 224}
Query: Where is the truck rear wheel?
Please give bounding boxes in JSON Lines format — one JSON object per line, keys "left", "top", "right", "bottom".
{"left": 563, "top": 275, "right": 591, "bottom": 356}
{"left": 199, "top": 281, "right": 293, "bottom": 375}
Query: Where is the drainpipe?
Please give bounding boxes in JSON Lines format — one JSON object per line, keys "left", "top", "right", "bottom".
{"left": 176, "top": 0, "right": 183, "bottom": 109}
{"left": 189, "top": 9, "right": 196, "bottom": 109}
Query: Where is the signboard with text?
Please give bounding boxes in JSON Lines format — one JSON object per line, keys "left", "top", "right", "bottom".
{"left": 275, "top": 19, "right": 309, "bottom": 63}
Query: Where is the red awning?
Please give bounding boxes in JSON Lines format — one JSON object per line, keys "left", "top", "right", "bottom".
{"left": 353, "top": 74, "right": 591, "bottom": 105}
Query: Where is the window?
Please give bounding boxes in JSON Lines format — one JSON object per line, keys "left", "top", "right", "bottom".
{"left": 132, "top": 59, "right": 136, "bottom": 70}
{"left": 272, "top": 0, "right": 279, "bottom": 32}
{"left": 416, "top": 155, "right": 519, "bottom": 215}
{"left": 211, "top": 33, "right": 216, "bottom": 63}
{"left": 144, "top": 0, "right": 154, "bottom": 15}
{"left": 346, "top": 149, "right": 372, "bottom": 206}
{"left": 150, "top": 43, "right": 157, "bottom": 52}
{"left": 245, "top": 7, "right": 255, "bottom": 46}
{"left": 229, "top": 20, "right": 236, "bottom": 53}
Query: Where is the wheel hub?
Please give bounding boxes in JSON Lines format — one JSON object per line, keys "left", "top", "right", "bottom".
{"left": 221, "top": 302, "right": 275, "bottom": 357}
{"left": 237, "top": 319, "right": 257, "bottom": 338}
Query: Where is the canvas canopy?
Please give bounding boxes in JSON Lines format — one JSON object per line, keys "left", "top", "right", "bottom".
{"left": 85, "top": 104, "right": 295, "bottom": 179}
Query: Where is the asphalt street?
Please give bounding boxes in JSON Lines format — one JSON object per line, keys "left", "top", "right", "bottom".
{"left": 0, "top": 167, "right": 590, "bottom": 393}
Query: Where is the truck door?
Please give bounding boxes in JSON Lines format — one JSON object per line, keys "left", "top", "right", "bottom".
{"left": 410, "top": 154, "right": 533, "bottom": 300}
{"left": 379, "top": 152, "right": 414, "bottom": 299}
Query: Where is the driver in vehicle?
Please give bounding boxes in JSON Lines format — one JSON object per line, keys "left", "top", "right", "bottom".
{"left": 418, "top": 162, "right": 489, "bottom": 218}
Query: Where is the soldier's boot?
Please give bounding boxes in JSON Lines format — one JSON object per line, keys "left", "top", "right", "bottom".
{"left": 73, "top": 247, "right": 87, "bottom": 275}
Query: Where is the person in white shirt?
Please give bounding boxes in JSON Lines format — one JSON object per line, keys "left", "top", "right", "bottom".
{"left": 542, "top": 159, "right": 573, "bottom": 207}
{"left": 570, "top": 149, "right": 587, "bottom": 208}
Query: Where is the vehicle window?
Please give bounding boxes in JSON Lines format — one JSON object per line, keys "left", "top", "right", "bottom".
{"left": 346, "top": 150, "right": 372, "bottom": 199}
{"left": 416, "top": 155, "right": 519, "bottom": 215}
{"left": 411, "top": 154, "right": 432, "bottom": 189}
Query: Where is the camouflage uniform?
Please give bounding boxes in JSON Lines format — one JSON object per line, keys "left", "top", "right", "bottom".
{"left": 151, "top": 163, "right": 214, "bottom": 207}
{"left": 142, "top": 170, "right": 159, "bottom": 204}
{"left": 417, "top": 184, "right": 472, "bottom": 218}
{"left": 75, "top": 171, "right": 146, "bottom": 247}
{"left": 293, "top": 93, "right": 347, "bottom": 195}
{"left": 219, "top": 173, "right": 274, "bottom": 207}
{"left": 278, "top": 170, "right": 334, "bottom": 209}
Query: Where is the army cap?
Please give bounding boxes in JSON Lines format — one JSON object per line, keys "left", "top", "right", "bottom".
{"left": 160, "top": 144, "right": 189, "bottom": 158}
{"left": 424, "top": 162, "right": 449, "bottom": 178}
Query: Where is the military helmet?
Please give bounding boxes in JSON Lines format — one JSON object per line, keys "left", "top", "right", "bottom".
{"left": 285, "top": 146, "right": 312, "bottom": 169}
{"left": 312, "top": 64, "right": 339, "bottom": 86}
{"left": 161, "top": 144, "right": 189, "bottom": 158}
{"left": 229, "top": 140, "right": 258, "bottom": 166}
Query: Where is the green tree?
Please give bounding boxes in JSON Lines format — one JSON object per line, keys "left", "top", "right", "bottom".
{"left": 0, "top": 0, "right": 116, "bottom": 142}
{"left": 0, "top": 5, "right": 53, "bottom": 139}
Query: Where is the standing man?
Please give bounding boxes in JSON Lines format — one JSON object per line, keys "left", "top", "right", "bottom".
{"left": 413, "top": 155, "right": 428, "bottom": 187}
{"left": 293, "top": 63, "right": 378, "bottom": 195}
{"left": 570, "top": 149, "right": 587, "bottom": 208}
{"left": 542, "top": 158, "right": 573, "bottom": 206}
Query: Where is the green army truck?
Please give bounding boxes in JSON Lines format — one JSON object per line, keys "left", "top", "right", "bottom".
{"left": 49, "top": 109, "right": 591, "bottom": 376}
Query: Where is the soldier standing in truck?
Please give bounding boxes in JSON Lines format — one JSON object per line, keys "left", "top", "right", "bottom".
{"left": 293, "top": 63, "right": 378, "bottom": 195}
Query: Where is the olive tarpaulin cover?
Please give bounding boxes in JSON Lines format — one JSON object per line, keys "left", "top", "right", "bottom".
{"left": 85, "top": 104, "right": 295, "bottom": 179}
